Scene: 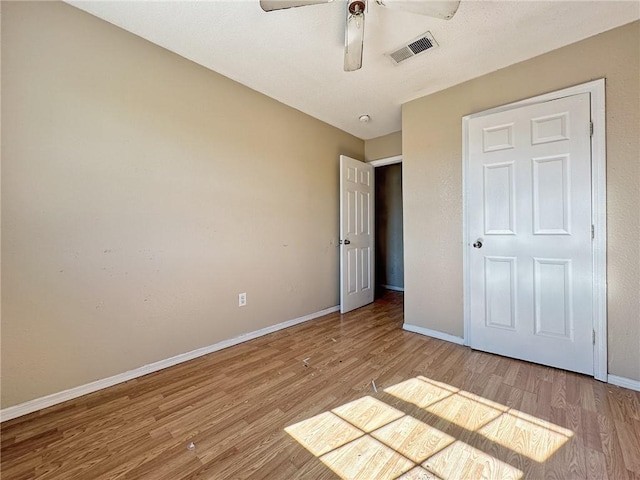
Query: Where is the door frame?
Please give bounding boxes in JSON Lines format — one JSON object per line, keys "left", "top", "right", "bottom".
{"left": 369, "top": 154, "right": 402, "bottom": 168}
{"left": 369, "top": 155, "right": 403, "bottom": 293}
{"left": 461, "top": 79, "right": 607, "bottom": 381}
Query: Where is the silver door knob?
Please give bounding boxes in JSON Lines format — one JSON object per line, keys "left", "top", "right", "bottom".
{"left": 473, "top": 240, "right": 483, "bottom": 249}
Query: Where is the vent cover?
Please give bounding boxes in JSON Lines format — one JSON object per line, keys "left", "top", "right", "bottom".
{"left": 386, "top": 32, "right": 438, "bottom": 65}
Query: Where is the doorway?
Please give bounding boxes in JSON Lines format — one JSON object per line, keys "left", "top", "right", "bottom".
{"left": 339, "top": 154, "right": 404, "bottom": 313}
{"left": 371, "top": 156, "right": 404, "bottom": 298}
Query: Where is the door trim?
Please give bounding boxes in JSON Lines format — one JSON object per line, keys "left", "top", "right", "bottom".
{"left": 370, "top": 155, "right": 404, "bottom": 296}
{"left": 369, "top": 154, "right": 402, "bottom": 167}
{"left": 462, "top": 79, "right": 607, "bottom": 381}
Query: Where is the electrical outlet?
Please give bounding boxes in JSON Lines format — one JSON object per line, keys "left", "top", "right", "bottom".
{"left": 238, "top": 292, "right": 247, "bottom": 307}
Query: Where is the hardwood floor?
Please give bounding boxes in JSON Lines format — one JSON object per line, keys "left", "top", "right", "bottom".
{"left": 2, "top": 291, "right": 639, "bottom": 479}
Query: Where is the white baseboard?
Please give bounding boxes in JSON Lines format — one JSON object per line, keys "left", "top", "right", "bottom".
{"left": 0, "top": 305, "right": 340, "bottom": 423}
{"left": 381, "top": 284, "right": 404, "bottom": 292}
{"left": 404, "top": 327, "right": 640, "bottom": 390}
{"left": 380, "top": 285, "right": 404, "bottom": 292}
{"left": 403, "top": 323, "right": 465, "bottom": 345}
{"left": 403, "top": 326, "right": 640, "bottom": 389}
{"left": 607, "top": 374, "right": 640, "bottom": 392}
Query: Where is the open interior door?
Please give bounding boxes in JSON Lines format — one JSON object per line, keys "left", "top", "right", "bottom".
{"left": 340, "top": 155, "right": 374, "bottom": 313}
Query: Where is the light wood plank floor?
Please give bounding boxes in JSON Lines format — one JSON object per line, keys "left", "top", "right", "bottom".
{"left": 2, "top": 291, "right": 639, "bottom": 479}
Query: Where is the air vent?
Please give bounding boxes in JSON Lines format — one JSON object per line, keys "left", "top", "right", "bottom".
{"left": 386, "top": 32, "right": 438, "bottom": 65}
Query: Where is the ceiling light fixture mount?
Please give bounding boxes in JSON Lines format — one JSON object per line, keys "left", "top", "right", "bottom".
{"left": 260, "top": 0, "right": 460, "bottom": 72}
{"left": 359, "top": 114, "right": 371, "bottom": 123}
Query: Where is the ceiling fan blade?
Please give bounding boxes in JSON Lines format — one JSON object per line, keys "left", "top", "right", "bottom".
{"left": 376, "top": 0, "right": 460, "bottom": 20}
{"left": 260, "top": 0, "right": 332, "bottom": 12}
{"left": 344, "top": 3, "right": 365, "bottom": 71}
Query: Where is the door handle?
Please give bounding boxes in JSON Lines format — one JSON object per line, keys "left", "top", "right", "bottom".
{"left": 343, "top": 239, "right": 351, "bottom": 245}
{"left": 473, "top": 240, "right": 483, "bottom": 249}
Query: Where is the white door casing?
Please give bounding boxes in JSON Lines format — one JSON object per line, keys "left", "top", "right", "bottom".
{"left": 466, "top": 92, "right": 595, "bottom": 375}
{"left": 340, "top": 155, "right": 375, "bottom": 313}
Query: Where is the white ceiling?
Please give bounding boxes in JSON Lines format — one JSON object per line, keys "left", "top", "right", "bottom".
{"left": 67, "top": 0, "right": 639, "bottom": 140}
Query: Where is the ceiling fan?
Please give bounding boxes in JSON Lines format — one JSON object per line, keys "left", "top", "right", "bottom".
{"left": 260, "top": 0, "right": 461, "bottom": 71}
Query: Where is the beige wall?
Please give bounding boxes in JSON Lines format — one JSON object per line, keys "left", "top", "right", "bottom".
{"left": 0, "top": 1, "right": 363, "bottom": 408}
{"left": 365, "top": 131, "right": 402, "bottom": 161}
{"left": 403, "top": 21, "right": 640, "bottom": 381}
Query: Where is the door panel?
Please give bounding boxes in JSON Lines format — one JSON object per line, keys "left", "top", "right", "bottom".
{"left": 468, "top": 93, "right": 593, "bottom": 375}
{"left": 484, "top": 256, "right": 517, "bottom": 330}
{"left": 483, "top": 162, "right": 515, "bottom": 234}
{"left": 532, "top": 155, "right": 571, "bottom": 234}
{"left": 340, "top": 155, "right": 374, "bottom": 313}
{"left": 533, "top": 258, "right": 572, "bottom": 339}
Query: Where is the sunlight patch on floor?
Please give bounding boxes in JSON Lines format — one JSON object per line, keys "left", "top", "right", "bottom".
{"left": 332, "top": 396, "right": 405, "bottom": 433}
{"left": 285, "top": 376, "right": 573, "bottom": 479}
{"left": 397, "top": 466, "right": 443, "bottom": 479}
{"left": 384, "top": 377, "right": 458, "bottom": 409}
{"left": 423, "top": 387, "right": 505, "bottom": 431}
{"left": 371, "top": 415, "right": 455, "bottom": 463}
{"left": 386, "top": 375, "right": 572, "bottom": 462}
{"left": 285, "top": 411, "right": 363, "bottom": 457}
{"left": 321, "top": 435, "right": 415, "bottom": 479}
{"left": 425, "top": 441, "right": 523, "bottom": 479}
{"left": 477, "top": 409, "right": 573, "bottom": 462}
